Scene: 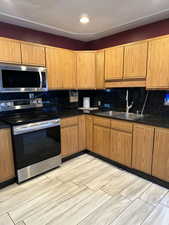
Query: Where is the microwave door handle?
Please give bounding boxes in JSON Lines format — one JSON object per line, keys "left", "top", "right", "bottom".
{"left": 39, "top": 71, "right": 43, "bottom": 88}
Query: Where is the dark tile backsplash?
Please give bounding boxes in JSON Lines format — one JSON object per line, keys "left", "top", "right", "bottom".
{"left": 78, "top": 88, "right": 169, "bottom": 116}
{"left": 0, "top": 88, "right": 169, "bottom": 116}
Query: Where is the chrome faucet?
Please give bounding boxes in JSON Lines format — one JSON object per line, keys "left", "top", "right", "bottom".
{"left": 126, "top": 89, "right": 134, "bottom": 114}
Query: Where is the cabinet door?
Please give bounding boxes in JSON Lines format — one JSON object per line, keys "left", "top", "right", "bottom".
{"left": 147, "top": 37, "right": 169, "bottom": 89}
{"left": 0, "top": 37, "right": 21, "bottom": 64}
{"left": 96, "top": 51, "right": 105, "bottom": 89}
{"left": 110, "top": 129, "right": 132, "bottom": 167}
{"left": 61, "top": 50, "right": 76, "bottom": 89}
{"left": 152, "top": 128, "right": 169, "bottom": 181}
{"left": 0, "top": 129, "right": 15, "bottom": 183}
{"left": 46, "top": 47, "right": 63, "bottom": 89}
{"left": 78, "top": 115, "right": 86, "bottom": 151}
{"left": 86, "top": 115, "right": 93, "bottom": 151}
{"left": 105, "top": 46, "right": 124, "bottom": 81}
{"left": 132, "top": 124, "right": 154, "bottom": 174}
{"left": 21, "top": 43, "right": 46, "bottom": 66}
{"left": 124, "top": 41, "right": 148, "bottom": 79}
{"left": 93, "top": 125, "right": 110, "bottom": 158}
{"left": 61, "top": 126, "right": 78, "bottom": 157}
{"left": 76, "top": 51, "right": 96, "bottom": 89}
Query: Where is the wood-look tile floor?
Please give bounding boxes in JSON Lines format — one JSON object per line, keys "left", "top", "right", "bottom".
{"left": 0, "top": 154, "right": 169, "bottom": 225}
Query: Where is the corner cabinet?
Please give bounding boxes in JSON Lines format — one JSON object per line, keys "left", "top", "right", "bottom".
{"left": 147, "top": 36, "right": 169, "bottom": 89}
{"left": 0, "top": 37, "right": 21, "bottom": 64}
{"left": 76, "top": 51, "right": 96, "bottom": 89}
{"left": 21, "top": 42, "right": 46, "bottom": 66}
{"left": 46, "top": 47, "right": 76, "bottom": 90}
{"left": 0, "top": 128, "right": 15, "bottom": 183}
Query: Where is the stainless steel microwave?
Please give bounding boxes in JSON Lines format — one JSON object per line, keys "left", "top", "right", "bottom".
{"left": 0, "top": 64, "right": 48, "bottom": 92}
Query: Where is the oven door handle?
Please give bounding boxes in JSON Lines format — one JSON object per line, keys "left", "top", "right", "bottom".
{"left": 13, "top": 119, "right": 60, "bottom": 135}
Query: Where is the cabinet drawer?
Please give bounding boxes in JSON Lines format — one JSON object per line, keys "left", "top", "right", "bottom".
{"left": 61, "top": 116, "right": 78, "bottom": 128}
{"left": 111, "top": 119, "right": 133, "bottom": 133}
{"left": 93, "top": 116, "right": 111, "bottom": 128}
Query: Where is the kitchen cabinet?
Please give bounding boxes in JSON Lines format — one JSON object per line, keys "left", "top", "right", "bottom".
{"left": 61, "top": 117, "right": 79, "bottom": 157}
{"left": 0, "top": 37, "right": 21, "bottom": 64}
{"left": 76, "top": 51, "right": 96, "bottom": 89}
{"left": 85, "top": 115, "right": 93, "bottom": 151}
{"left": 132, "top": 124, "right": 154, "bottom": 174}
{"left": 152, "top": 128, "right": 169, "bottom": 181}
{"left": 21, "top": 42, "right": 46, "bottom": 66}
{"left": 110, "top": 120, "right": 132, "bottom": 167}
{"left": 123, "top": 41, "right": 148, "bottom": 79}
{"left": 147, "top": 36, "right": 169, "bottom": 89}
{"left": 93, "top": 117, "right": 111, "bottom": 158}
{"left": 95, "top": 50, "right": 105, "bottom": 89}
{"left": 78, "top": 115, "right": 86, "bottom": 151}
{"left": 105, "top": 46, "right": 124, "bottom": 81}
{"left": 46, "top": 47, "right": 76, "bottom": 89}
{"left": 0, "top": 128, "right": 15, "bottom": 183}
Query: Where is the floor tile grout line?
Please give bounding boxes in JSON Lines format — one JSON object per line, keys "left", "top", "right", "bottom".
{"left": 7, "top": 212, "right": 16, "bottom": 225}
{"left": 139, "top": 204, "right": 159, "bottom": 225}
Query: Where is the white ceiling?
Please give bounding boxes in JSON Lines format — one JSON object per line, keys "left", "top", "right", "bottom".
{"left": 0, "top": 0, "right": 169, "bottom": 41}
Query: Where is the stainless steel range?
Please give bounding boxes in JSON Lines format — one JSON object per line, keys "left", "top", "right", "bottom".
{"left": 1, "top": 99, "right": 61, "bottom": 183}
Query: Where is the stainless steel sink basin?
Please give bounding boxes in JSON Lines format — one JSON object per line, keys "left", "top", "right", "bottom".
{"left": 94, "top": 110, "right": 144, "bottom": 121}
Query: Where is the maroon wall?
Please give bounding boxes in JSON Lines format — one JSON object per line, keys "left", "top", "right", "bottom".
{"left": 87, "top": 18, "right": 169, "bottom": 50}
{"left": 0, "top": 22, "right": 86, "bottom": 50}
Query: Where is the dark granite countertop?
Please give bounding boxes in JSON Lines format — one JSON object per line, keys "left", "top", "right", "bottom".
{"left": 61, "top": 109, "right": 169, "bottom": 129}
{"left": 1, "top": 108, "right": 169, "bottom": 129}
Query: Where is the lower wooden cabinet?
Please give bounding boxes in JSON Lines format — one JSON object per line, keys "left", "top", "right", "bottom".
{"left": 61, "top": 117, "right": 79, "bottom": 157}
{"left": 152, "top": 128, "right": 169, "bottom": 181}
{"left": 132, "top": 124, "right": 154, "bottom": 174}
{"left": 78, "top": 115, "right": 86, "bottom": 151}
{"left": 85, "top": 115, "right": 93, "bottom": 151}
{"left": 93, "top": 125, "right": 110, "bottom": 158}
{"left": 110, "top": 129, "right": 132, "bottom": 167}
{"left": 0, "top": 128, "right": 15, "bottom": 183}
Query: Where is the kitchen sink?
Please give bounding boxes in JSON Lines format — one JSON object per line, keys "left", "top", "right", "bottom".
{"left": 94, "top": 110, "right": 144, "bottom": 121}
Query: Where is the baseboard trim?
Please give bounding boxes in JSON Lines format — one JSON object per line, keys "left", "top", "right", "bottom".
{"left": 62, "top": 150, "right": 89, "bottom": 163}
{"left": 0, "top": 178, "right": 16, "bottom": 189}
{"left": 87, "top": 151, "right": 169, "bottom": 189}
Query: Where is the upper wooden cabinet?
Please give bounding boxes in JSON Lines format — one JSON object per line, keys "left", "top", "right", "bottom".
{"left": 105, "top": 46, "right": 124, "bottom": 81}
{"left": 95, "top": 51, "right": 105, "bottom": 89}
{"left": 152, "top": 128, "right": 169, "bottom": 181}
{"left": 123, "top": 41, "right": 148, "bottom": 79}
{"left": 21, "top": 43, "right": 46, "bottom": 66}
{"left": 76, "top": 51, "right": 96, "bottom": 89}
{"left": 147, "top": 36, "right": 169, "bottom": 89}
{"left": 0, "top": 128, "right": 15, "bottom": 183}
{"left": 132, "top": 124, "right": 154, "bottom": 174}
{"left": 46, "top": 47, "right": 76, "bottom": 89}
{"left": 0, "top": 37, "right": 21, "bottom": 64}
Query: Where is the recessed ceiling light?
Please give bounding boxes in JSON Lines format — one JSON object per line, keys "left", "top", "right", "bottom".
{"left": 80, "top": 15, "right": 90, "bottom": 24}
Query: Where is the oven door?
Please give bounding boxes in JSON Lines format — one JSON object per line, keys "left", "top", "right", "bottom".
{"left": 12, "top": 119, "right": 61, "bottom": 170}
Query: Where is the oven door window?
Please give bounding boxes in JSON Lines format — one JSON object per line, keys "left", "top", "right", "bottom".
{"left": 13, "top": 126, "right": 61, "bottom": 169}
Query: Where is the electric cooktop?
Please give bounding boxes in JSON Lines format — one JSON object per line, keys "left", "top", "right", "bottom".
{"left": 1, "top": 111, "right": 59, "bottom": 125}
